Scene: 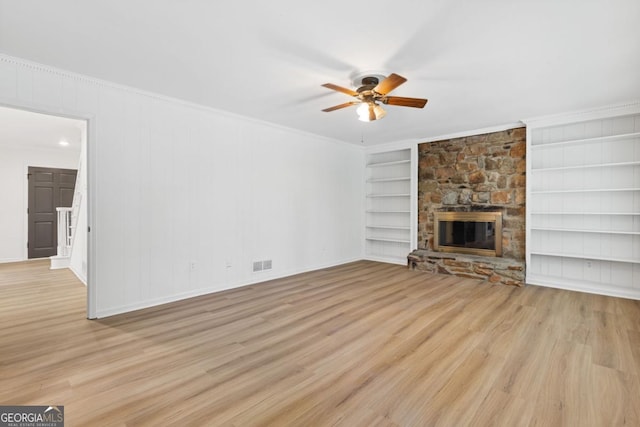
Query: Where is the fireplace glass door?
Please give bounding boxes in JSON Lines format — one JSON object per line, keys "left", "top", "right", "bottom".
{"left": 434, "top": 212, "right": 502, "bottom": 257}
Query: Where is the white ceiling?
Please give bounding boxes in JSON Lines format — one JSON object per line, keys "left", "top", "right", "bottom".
{"left": 0, "top": 105, "right": 83, "bottom": 151}
{"left": 0, "top": 0, "right": 638, "bottom": 146}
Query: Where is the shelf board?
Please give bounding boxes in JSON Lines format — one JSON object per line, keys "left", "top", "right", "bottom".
{"left": 530, "top": 251, "right": 640, "bottom": 264}
{"left": 366, "top": 237, "right": 411, "bottom": 244}
{"left": 366, "top": 210, "right": 411, "bottom": 214}
{"left": 366, "top": 193, "right": 411, "bottom": 198}
{"left": 531, "top": 131, "right": 640, "bottom": 149}
{"left": 367, "top": 159, "right": 411, "bottom": 167}
{"left": 531, "top": 161, "right": 640, "bottom": 172}
{"left": 367, "top": 177, "right": 411, "bottom": 183}
{"left": 531, "top": 227, "right": 640, "bottom": 235}
{"left": 531, "top": 188, "right": 640, "bottom": 194}
{"left": 366, "top": 225, "right": 411, "bottom": 230}
{"left": 531, "top": 212, "right": 640, "bottom": 216}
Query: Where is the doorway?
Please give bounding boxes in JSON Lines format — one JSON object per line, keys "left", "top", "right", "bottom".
{"left": 0, "top": 104, "right": 92, "bottom": 317}
{"left": 27, "top": 166, "right": 78, "bottom": 259}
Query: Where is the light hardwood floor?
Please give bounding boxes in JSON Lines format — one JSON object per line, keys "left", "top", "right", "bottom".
{"left": 0, "top": 260, "right": 639, "bottom": 426}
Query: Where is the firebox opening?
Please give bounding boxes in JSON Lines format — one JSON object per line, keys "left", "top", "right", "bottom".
{"left": 433, "top": 212, "right": 502, "bottom": 257}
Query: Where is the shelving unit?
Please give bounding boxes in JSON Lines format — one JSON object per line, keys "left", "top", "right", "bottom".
{"left": 529, "top": 251, "right": 640, "bottom": 264}
{"left": 530, "top": 227, "right": 640, "bottom": 236}
{"left": 364, "top": 147, "right": 416, "bottom": 264}
{"left": 525, "top": 105, "right": 640, "bottom": 299}
{"left": 532, "top": 161, "right": 640, "bottom": 172}
{"left": 531, "top": 188, "right": 640, "bottom": 194}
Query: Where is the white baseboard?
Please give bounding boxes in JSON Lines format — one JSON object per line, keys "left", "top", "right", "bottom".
{"left": 69, "top": 264, "right": 87, "bottom": 286}
{"left": 49, "top": 255, "right": 70, "bottom": 270}
{"left": 94, "top": 256, "right": 363, "bottom": 318}
{"left": 363, "top": 255, "right": 407, "bottom": 266}
{"left": 0, "top": 257, "right": 23, "bottom": 264}
{"left": 527, "top": 274, "right": 640, "bottom": 301}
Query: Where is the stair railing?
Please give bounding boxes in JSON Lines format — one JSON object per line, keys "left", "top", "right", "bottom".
{"left": 56, "top": 207, "right": 73, "bottom": 257}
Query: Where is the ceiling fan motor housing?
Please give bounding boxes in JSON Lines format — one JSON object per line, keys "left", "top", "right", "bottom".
{"left": 355, "top": 75, "right": 385, "bottom": 106}
{"left": 351, "top": 72, "right": 387, "bottom": 90}
{"left": 361, "top": 76, "right": 379, "bottom": 86}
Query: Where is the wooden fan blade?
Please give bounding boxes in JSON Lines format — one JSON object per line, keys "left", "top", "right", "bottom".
{"left": 322, "top": 101, "right": 359, "bottom": 112}
{"left": 321, "top": 83, "right": 358, "bottom": 97}
{"left": 369, "top": 104, "right": 376, "bottom": 121}
{"left": 373, "top": 73, "right": 407, "bottom": 95}
{"left": 383, "top": 96, "right": 428, "bottom": 108}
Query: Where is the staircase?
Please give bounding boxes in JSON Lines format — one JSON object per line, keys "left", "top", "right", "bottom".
{"left": 50, "top": 165, "right": 82, "bottom": 270}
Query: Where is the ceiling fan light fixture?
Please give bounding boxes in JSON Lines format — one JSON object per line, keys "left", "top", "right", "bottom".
{"left": 357, "top": 102, "right": 386, "bottom": 122}
{"left": 373, "top": 103, "right": 386, "bottom": 120}
{"left": 356, "top": 103, "right": 371, "bottom": 121}
{"left": 322, "top": 73, "right": 426, "bottom": 121}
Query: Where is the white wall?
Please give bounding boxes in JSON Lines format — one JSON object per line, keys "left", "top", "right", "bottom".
{"left": 0, "top": 55, "right": 364, "bottom": 317}
{"left": 0, "top": 145, "right": 80, "bottom": 263}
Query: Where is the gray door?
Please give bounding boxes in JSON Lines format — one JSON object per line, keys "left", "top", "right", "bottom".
{"left": 28, "top": 167, "right": 77, "bottom": 259}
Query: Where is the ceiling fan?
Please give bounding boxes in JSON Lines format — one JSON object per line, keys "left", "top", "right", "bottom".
{"left": 321, "top": 73, "right": 428, "bottom": 122}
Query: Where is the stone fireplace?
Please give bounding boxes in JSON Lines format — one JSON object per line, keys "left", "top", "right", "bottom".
{"left": 408, "top": 127, "right": 526, "bottom": 286}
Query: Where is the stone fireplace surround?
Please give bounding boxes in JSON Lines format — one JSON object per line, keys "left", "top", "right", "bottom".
{"left": 408, "top": 127, "right": 526, "bottom": 286}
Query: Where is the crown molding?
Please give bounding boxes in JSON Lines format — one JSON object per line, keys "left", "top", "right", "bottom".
{"left": 414, "top": 122, "right": 525, "bottom": 145}
{"left": 522, "top": 101, "right": 640, "bottom": 128}
{"left": 365, "top": 139, "right": 419, "bottom": 153}
{"left": 0, "top": 53, "right": 359, "bottom": 151}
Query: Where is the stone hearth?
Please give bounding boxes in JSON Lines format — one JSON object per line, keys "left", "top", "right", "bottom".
{"left": 408, "top": 250, "right": 524, "bottom": 286}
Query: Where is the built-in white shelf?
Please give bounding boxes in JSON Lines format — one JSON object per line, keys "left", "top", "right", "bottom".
{"left": 526, "top": 107, "right": 640, "bottom": 298}
{"left": 366, "top": 210, "right": 411, "bottom": 214}
{"left": 531, "top": 212, "right": 640, "bottom": 216}
{"left": 531, "top": 131, "right": 640, "bottom": 149}
{"left": 530, "top": 251, "right": 640, "bottom": 265}
{"left": 365, "top": 148, "right": 415, "bottom": 265}
{"left": 531, "top": 188, "right": 640, "bottom": 194}
{"left": 366, "top": 237, "right": 411, "bottom": 244}
{"left": 367, "top": 159, "right": 411, "bottom": 167}
{"left": 531, "top": 161, "right": 640, "bottom": 172}
{"left": 531, "top": 227, "right": 640, "bottom": 235}
{"left": 366, "top": 194, "right": 411, "bottom": 198}
{"left": 367, "top": 177, "right": 411, "bottom": 183}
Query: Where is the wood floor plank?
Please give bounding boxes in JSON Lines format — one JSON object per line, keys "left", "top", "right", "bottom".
{"left": 1, "top": 259, "right": 639, "bottom": 426}
{"left": 470, "top": 387, "right": 534, "bottom": 427}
